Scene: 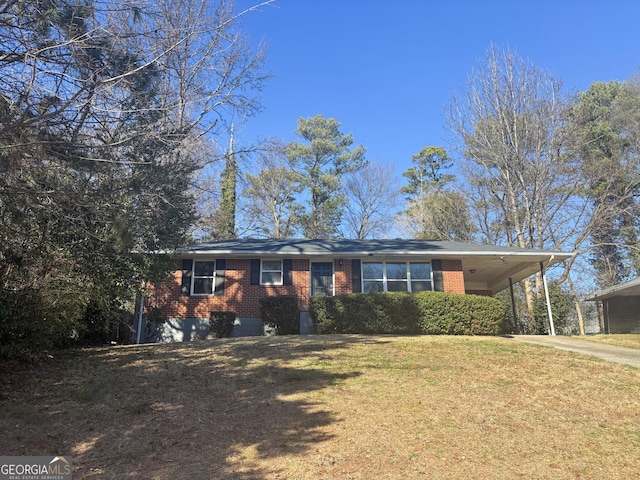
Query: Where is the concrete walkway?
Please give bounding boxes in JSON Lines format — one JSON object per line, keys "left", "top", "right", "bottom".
{"left": 507, "top": 335, "right": 640, "bottom": 368}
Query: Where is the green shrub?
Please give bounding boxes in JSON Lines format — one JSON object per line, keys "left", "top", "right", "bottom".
{"left": 310, "top": 291, "right": 509, "bottom": 336}
{"left": 310, "top": 292, "right": 421, "bottom": 334}
{"left": 533, "top": 283, "right": 573, "bottom": 334}
{"left": 209, "top": 311, "right": 236, "bottom": 338}
{"left": 0, "top": 286, "right": 85, "bottom": 360}
{"left": 414, "top": 291, "right": 509, "bottom": 335}
{"left": 80, "top": 298, "right": 133, "bottom": 345}
{"left": 260, "top": 295, "right": 299, "bottom": 335}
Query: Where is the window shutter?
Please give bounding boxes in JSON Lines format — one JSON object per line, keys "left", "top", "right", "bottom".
{"left": 250, "top": 259, "right": 261, "bottom": 285}
{"left": 181, "top": 259, "right": 193, "bottom": 296}
{"left": 214, "top": 259, "right": 225, "bottom": 296}
{"left": 432, "top": 259, "right": 444, "bottom": 292}
{"left": 283, "top": 259, "right": 293, "bottom": 285}
{"left": 351, "top": 259, "right": 362, "bottom": 293}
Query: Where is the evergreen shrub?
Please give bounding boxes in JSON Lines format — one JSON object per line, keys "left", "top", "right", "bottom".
{"left": 414, "top": 291, "right": 509, "bottom": 335}
{"left": 310, "top": 291, "right": 509, "bottom": 336}
{"left": 309, "top": 292, "right": 421, "bottom": 334}
{"left": 209, "top": 311, "right": 236, "bottom": 338}
{"left": 260, "top": 295, "right": 299, "bottom": 335}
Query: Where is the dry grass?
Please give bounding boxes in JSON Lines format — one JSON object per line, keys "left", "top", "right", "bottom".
{"left": 1, "top": 335, "right": 639, "bottom": 480}
{"left": 577, "top": 334, "right": 640, "bottom": 349}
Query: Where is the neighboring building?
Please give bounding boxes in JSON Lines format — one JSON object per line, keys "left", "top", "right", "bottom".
{"left": 145, "top": 238, "right": 573, "bottom": 341}
{"left": 587, "top": 278, "right": 640, "bottom": 334}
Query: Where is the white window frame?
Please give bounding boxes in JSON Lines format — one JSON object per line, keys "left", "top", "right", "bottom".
{"left": 362, "top": 261, "right": 384, "bottom": 293}
{"left": 192, "top": 260, "right": 216, "bottom": 296}
{"left": 362, "top": 261, "right": 433, "bottom": 293}
{"left": 385, "top": 262, "right": 409, "bottom": 292}
{"left": 261, "top": 259, "right": 283, "bottom": 285}
{"left": 408, "top": 262, "right": 432, "bottom": 293}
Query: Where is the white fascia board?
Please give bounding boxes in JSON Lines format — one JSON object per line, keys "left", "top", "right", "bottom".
{"left": 586, "top": 277, "right": 640, "bottom": 301}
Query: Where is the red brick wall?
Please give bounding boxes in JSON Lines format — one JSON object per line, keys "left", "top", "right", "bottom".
{"left": 334, "top": 259, "right": 352, "bottom": 295}
{"left": 149, "top": 257, "right": 469, "bottom": 319}
{"left": 441, "top": 259, "right": 465, "bottom": 294}
{"left": 149, "top": 259, "right": 312, "bottom": 319}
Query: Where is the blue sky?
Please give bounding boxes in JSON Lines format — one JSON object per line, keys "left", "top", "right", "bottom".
{"left": 235, "top": 0, "right": 640, "bottom": 179}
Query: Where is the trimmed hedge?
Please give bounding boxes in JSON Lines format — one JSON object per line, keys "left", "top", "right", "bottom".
{"left": 260, "top": 295, "right": 300, "bottom": 335}
{"left": 309, "top": 292, "right": 421, "bottom": 334}
{"left": 414, "top": 291, "right": 510, "bottom": 335}
{"left": 309, "top": 291, "right": 509, "bottom": 336}
{"left": 209, "top": 311, "right": 236, "bottom": 338}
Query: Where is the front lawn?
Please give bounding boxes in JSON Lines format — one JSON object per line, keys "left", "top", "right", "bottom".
{"left": 1, "top": 335, "right": 639, "bottom": 479}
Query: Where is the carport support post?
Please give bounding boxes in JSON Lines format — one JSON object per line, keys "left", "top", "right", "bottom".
{"left": 540, "top": 262, "right": 556, "bottom": 336}
{"left": 509, "top": 277, "right": 518, "bottom": 334}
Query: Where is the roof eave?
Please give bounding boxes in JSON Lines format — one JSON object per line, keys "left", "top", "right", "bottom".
{"left": 586, "top": 277, "right": 640, "bottom": 301}
{"left": 174, "top": 248, "right": 574, "bottom": 259}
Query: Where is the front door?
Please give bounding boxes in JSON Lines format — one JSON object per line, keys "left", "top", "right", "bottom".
{"left": 311, "top": 262, "right": 334, "bottom": 297}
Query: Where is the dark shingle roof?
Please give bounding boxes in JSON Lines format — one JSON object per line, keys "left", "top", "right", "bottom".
{"left": 177, "top": 238, "right": 567, "bottom": 258}
{"left": 173, "top": 238, "right": 574, "bottom": 294}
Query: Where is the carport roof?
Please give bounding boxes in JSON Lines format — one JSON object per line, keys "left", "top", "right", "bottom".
{"left": 175, "top": 239, "right": 573, "bottom": 294}
{"left": 586, "top": 277, "right": 640, "bottom": 301}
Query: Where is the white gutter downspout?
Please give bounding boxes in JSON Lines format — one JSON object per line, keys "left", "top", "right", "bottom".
{"left": 136, "top": 281, "right": 146, "bottom": 344}
{"left": 540, "top": 258, "right": 556, "bottom": 336}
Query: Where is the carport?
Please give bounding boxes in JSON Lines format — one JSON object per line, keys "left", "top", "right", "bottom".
{"left": 587, "top": 278, "right": 640, "bottom": 334}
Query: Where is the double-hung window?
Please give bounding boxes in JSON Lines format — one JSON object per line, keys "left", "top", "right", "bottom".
{"left": 261, "top": 259, "right": 283, "bottom": 285}
{"left": 193, "top": 261, "right": 216, "bottom": 295}
{"left": 362, "top": 261, "right": 432, "bottom": 293}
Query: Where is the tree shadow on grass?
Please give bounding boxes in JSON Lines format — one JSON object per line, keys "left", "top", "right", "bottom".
{"left": 0, "top": 335, "right": 388, "bottom": 479}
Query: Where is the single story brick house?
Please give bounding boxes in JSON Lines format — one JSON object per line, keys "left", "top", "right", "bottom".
{"left": 144, "top": 238, "right": 572, "bottom": 341}
{"left": 587, "top": 278, "right": 640, "bottom": 333}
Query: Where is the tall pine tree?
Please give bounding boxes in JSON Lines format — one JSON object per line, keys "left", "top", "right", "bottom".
{"left": 287, "top": 115, "right": 366, "bottom": 239}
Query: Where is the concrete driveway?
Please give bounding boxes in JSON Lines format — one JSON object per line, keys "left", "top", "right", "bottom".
{"left": 506, "top": 335, "right": 640, "bottom": 368}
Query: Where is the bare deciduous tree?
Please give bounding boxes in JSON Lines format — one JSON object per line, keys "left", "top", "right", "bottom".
{"left": 129, "top": 0, "right": 271, "bottom": 142}
{"left": 241, "top": 142, "right": 303, "bottom": 239}
{"left": 341, "top": 162, "right": 401, "bottom": 239}
{"left": 446, "top": 44, "right": 585, "bottom": 319}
